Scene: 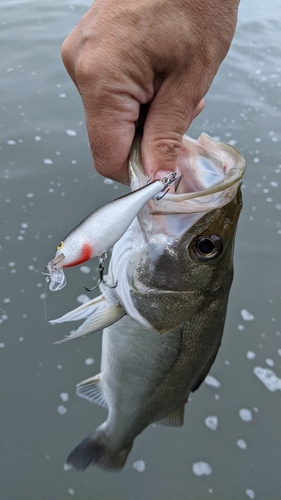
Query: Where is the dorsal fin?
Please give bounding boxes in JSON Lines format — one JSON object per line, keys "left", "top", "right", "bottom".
{"left": 76, "top": 374, "right": 108, "bottom": 409}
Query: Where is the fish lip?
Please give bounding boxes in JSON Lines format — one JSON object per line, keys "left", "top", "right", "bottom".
{"left": 129, "top": 130, "right": 246, "bottom": 215}
{"left": 52, "top": 253, "right": 65, "bottom": 267}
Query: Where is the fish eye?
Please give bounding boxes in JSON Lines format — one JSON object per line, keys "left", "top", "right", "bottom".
{"left": 57, "top": 241, "right": 64, "bottom": 251}
{"left": 193, "top": 235, "right": 222, "bottom": 261}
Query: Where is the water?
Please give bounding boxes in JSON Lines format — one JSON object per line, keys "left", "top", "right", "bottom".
{"left": 1, "top": 1, "right": 280, "bottom": 498}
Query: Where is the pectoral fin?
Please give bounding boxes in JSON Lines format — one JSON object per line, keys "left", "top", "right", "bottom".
{"left": 76, "top": 374, "right": 108, "bottom": 409}
{"left": 49, "top": 294, "right": 105, "bottom": 324}
{"left": 156, "top": 404, "right": 185, "bottom": 427}
{"left": 52, "top": 296, "right": 125, "bottom": 344}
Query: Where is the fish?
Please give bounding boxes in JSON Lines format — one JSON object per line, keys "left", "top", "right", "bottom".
{"left": 50, "top": 130, "right": 245, "bottom": 471}
{"left": 44, "top": 170, "right": 178, "bottom": 291}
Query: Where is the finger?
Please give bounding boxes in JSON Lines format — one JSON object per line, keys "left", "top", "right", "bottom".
{"left": 188, "top": 98, "right": 205, "bottom": 126}
{"left": 62, "top": 31, "right": 151, "bottom": 185}
{"left": 141, "top": 75, "right": 205, "bottom": 179}
{"left": 82, "top": 89, "right": 140, "bottom": 184}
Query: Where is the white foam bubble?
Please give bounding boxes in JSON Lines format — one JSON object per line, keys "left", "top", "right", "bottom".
{"left": 66, "top": 129, "right": 77, "bottom": 137}
{"left": 79, "top": 266, "right": 91, "bottom": 274}
{"left": 246, "top": 489, "right": 255, "bottom": 499}
{"left": 103, "top": 178, "right": 114, "bottom": 185}
{"left": 204, "top": 416, "right": 218, "bottom": 431}
{"left": 254, "top": 367, "right": 281, "bottom": 392}
{"left": 192, "top": 461, "right": 212, "bottom": 476}
{"left": 85, "top": 358, "right": 94, "bottom": 366}
{"left": 68, "top": 488, "right": 74, "bottom": 495}
{"left": 239, "top": 409, "right": 252, "bottom": 422}
{"left": 57, "top": 405, "right": 67, "bottom": 415}
{"left": 133, "top": 460, "right": 146, "bottom": 472}
{"left": 265, "top": 358, "right": 274, "bottom": 367}
{"left": 241, "top": 309, "right": 255, "bottom": 321}
{"left": 44, "top": 158, "right": 53, "bottom": 165}
{"left": 60, "top": 392, "right": 69, "bottom": 402}
{"left": 237, "top": 439, "right": 247, "bottom": 449}
{"left": 246, "top": 351, "right": 256, "bottom": 360}
{"left": 63, "top": 463, "right": 72, "bottom": 471}
{"left": 76, "top": 294, "right": 90, "bottom": 304}
{"left": 205, "top": 375, "right": 221, "bottom": 388}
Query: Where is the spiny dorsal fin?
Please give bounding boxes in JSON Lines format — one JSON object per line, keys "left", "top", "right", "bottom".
{"left": 76, "top": 374, "right": 108, "bottom": 409}
{"left": 156, "top": 404, "right": 185, "bottom": 427}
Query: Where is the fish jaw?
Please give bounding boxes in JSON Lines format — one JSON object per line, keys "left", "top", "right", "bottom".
{"left": 130, "top": 131, "right": 245, "bottom": 204}
{"left": 129, "top": 130, "right": 245, "bottom": 244}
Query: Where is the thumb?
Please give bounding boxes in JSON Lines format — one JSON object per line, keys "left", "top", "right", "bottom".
{"left": 141, "top": 75, "right": 205, "bottom": 179}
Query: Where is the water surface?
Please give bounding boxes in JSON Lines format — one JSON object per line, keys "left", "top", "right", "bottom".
{"left": 1, "top": 1, "right": 281, "bottom": 499}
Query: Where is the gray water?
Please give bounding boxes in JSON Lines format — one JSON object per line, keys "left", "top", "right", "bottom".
{"left": 1, "top": 1, "right": 281, "bottom": 499}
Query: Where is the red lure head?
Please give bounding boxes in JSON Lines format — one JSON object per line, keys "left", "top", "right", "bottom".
{"left": 53, "top": 242, "right": 93, "bottom": 268}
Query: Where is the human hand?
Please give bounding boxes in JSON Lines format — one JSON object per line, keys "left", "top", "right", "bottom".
{"left": 61, "top": 0, "right": 239, "bottom": 184}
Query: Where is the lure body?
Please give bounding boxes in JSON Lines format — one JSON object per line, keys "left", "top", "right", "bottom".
{"left": 50, "top": 174, "right": 177, "bottom": 270}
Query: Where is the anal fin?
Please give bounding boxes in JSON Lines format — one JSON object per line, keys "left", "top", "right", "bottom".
{"left": 76, "top": 374, "right": 108, "bottom": 409}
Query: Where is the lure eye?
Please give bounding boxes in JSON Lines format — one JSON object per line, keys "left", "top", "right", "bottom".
{"left": 57, "top": 241, "right": 64, "bottom": 251}
{"left": 193, "top": 235, "right": 222, "bottom": 261}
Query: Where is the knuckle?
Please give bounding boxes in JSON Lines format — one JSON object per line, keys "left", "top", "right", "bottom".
{"left": 61, "top": 35, "right": 74, "bottom": 70}
{"left": 153, "top": 135, "right": 183, "bottom": 160}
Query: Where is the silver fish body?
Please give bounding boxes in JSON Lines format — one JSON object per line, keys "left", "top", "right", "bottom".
{"left": 52, "top": 132, "right": 245, "bottom": 471}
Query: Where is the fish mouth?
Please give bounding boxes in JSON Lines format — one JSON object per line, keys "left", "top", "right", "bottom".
{"left": 129, "top": 130, "right": 246, "bottom": 215}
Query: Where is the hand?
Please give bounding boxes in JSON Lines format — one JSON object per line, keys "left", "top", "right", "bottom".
{"left": 62, "top": 0, "right": 239, "bottom": 184}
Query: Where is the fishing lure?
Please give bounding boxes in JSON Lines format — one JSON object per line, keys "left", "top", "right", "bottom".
{"left": 44, "top": 172, "right": 178, "bottom": 291}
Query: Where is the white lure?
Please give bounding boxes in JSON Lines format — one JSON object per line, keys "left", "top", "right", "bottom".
{"left": 44, "top": 172, "right": 178, "bottom": 291}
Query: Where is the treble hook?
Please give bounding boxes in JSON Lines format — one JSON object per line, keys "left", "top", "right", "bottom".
{"left": 84, "top": 253, "right": 118, "bottom": 292}
{"left": 155, "top": 172, "right": 182, "bottom": 200}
